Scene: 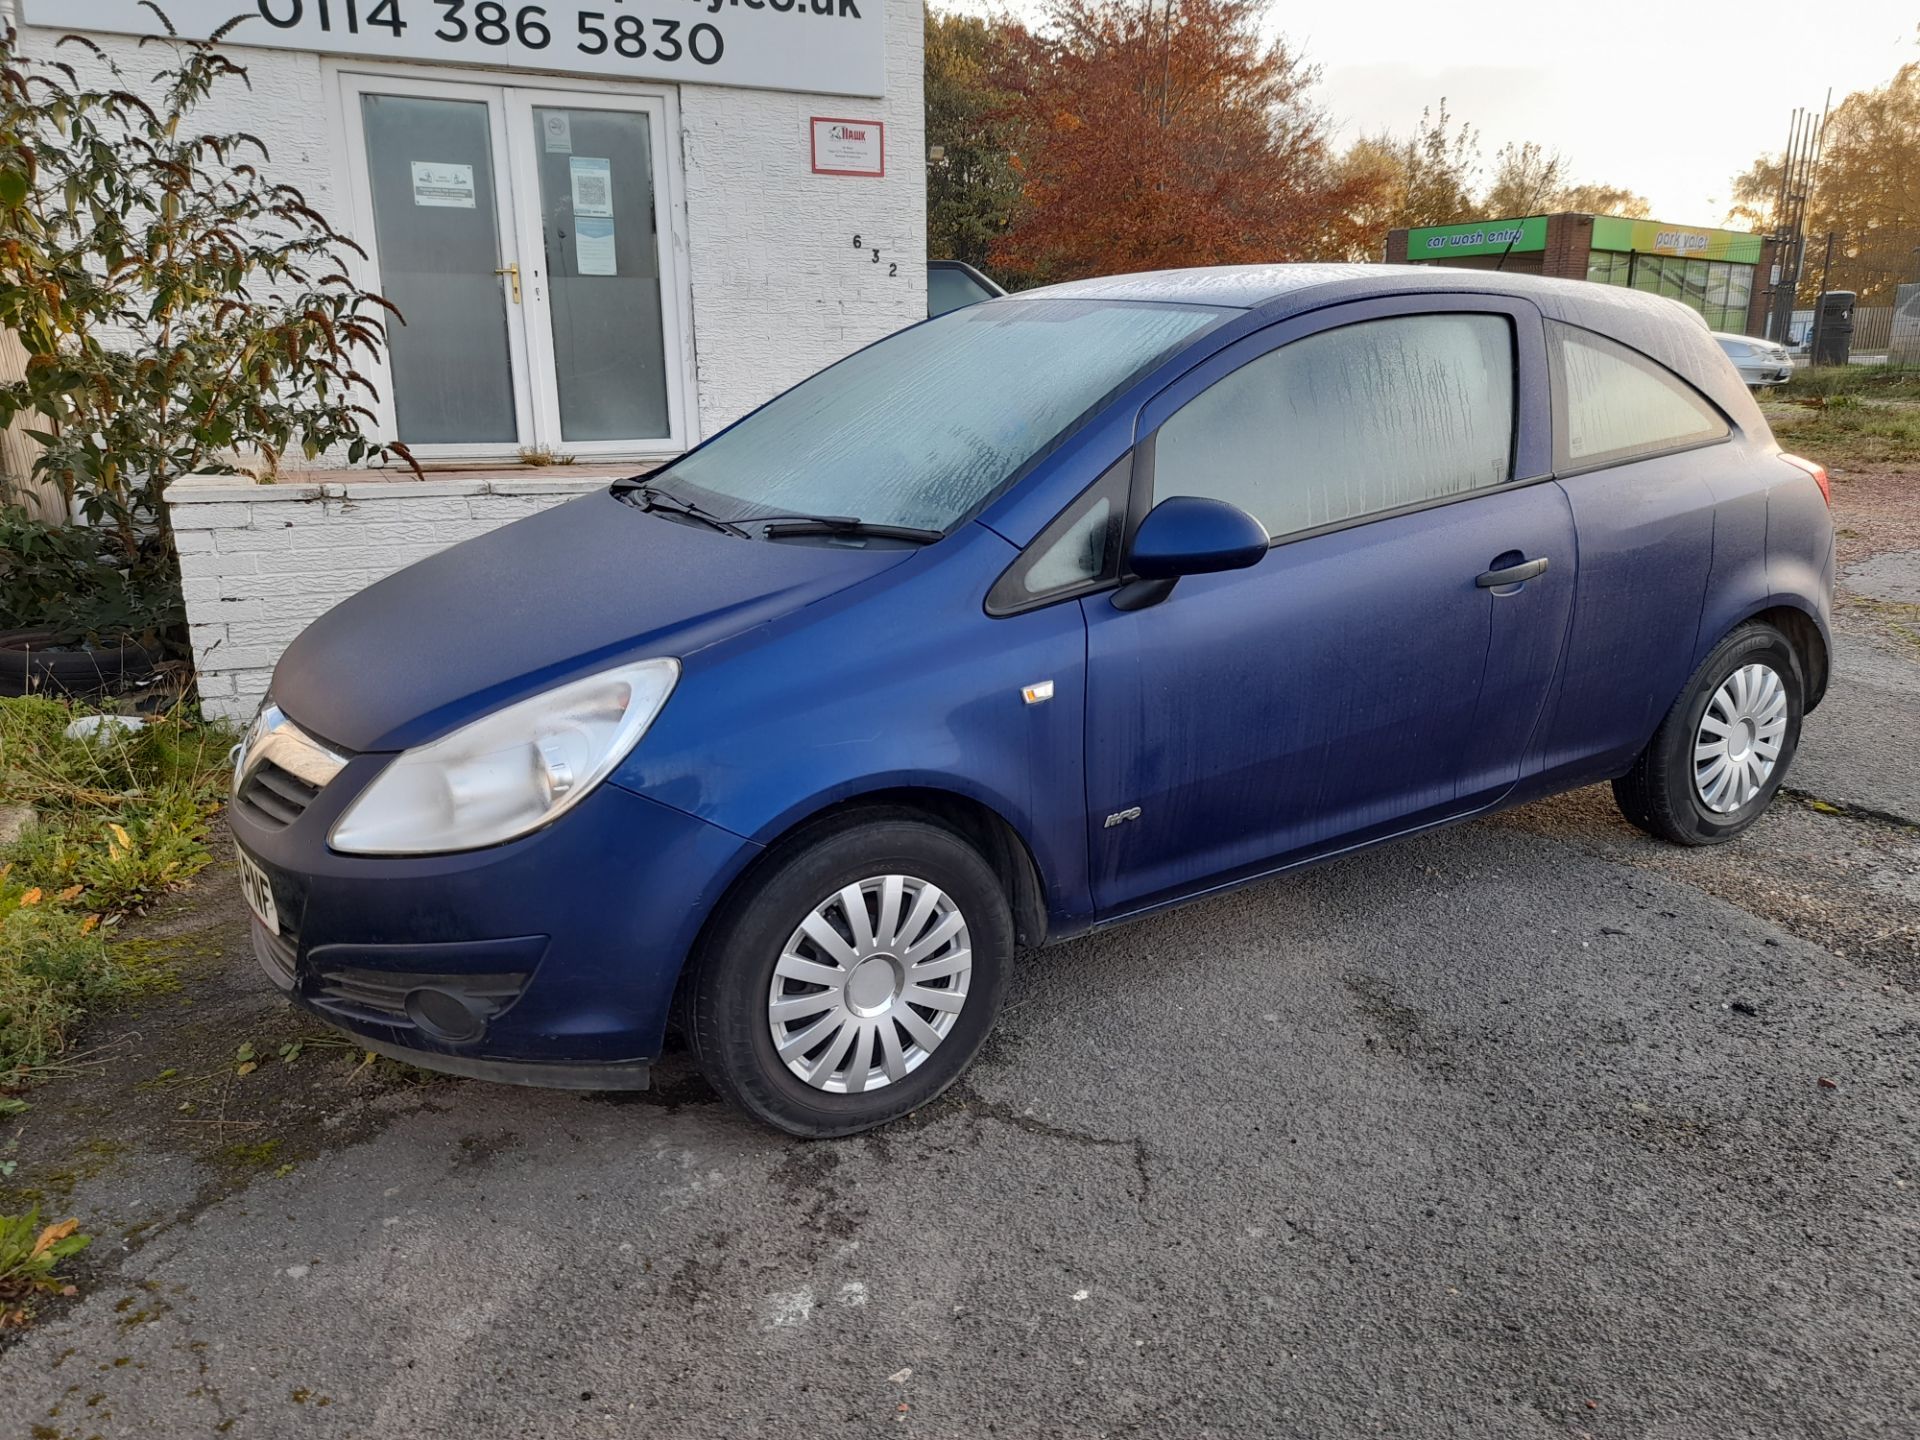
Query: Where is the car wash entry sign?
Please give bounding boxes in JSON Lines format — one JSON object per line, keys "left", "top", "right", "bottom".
{"left": 28, "top": 0, "right": 885, "bottom": 98}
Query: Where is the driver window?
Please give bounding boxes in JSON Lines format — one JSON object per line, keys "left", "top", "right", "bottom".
{"left": 1151, "top": 313, "right": 1516, "bottom": 540}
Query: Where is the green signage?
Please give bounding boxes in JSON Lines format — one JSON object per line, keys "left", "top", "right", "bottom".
{"left": 1589, "top": 216, "right": 1764, "bottom": 265}
{"left": 1407, "top": 216, "right": 1547, "bottom": 258}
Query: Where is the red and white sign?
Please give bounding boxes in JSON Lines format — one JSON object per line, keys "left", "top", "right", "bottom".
{"left": 811, "top": 118, "right": 885, "bottom": 178}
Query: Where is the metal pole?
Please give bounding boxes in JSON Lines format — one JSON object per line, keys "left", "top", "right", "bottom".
{"left": 1810, "top": 230, "right": 1835, "bottom": 365}
{"left": 1769, "top": 111, "right": 1804, "bottom": 343}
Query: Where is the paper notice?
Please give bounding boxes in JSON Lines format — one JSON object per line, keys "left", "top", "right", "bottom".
{"left": 575, "top": 217, "right": 617, "bottom": 276}
{"left": 569, "top": 157, "right": 613, "bottom": 219}
{"left": 410, "top": 161, "right": 476, "bottom": 209}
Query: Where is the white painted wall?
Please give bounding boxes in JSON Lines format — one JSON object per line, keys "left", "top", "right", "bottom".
{"left": 167, "top": 473, "right": 614, "bottom": 721}
{"left": 16, "top": 0, "right": 925, "bottom": 442}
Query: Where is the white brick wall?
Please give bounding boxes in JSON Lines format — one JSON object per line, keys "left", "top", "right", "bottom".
{"left": 679, "top": 0, "right": 927, "bottom": 427}
{"left": 166, "top": 472, "right": 610, "bottom": 721}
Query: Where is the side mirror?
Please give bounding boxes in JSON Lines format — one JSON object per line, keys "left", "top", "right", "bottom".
{"left": 1114, "top": 496, "right": 1269, "bottom": 611}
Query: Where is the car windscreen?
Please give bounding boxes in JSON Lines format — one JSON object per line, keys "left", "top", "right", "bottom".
{"left": 647, "top": 298, "right": 1231, "bottom": 534}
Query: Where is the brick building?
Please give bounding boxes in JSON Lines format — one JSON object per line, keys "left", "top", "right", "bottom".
{"left": 1386, "top": 213, "right": 1779, "bottom": 337}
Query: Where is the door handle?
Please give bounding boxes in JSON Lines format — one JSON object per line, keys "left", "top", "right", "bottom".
{"left": 1476, "top": 556, "right": 1549, "bottom": 588}
{"left": 494, "top": 263, "right": 521, "bottom": 304}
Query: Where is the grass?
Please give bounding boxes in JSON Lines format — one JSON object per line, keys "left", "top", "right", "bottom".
{"left": 0, "top": 696, "right": 235, "bottom": 1085}
{"left": 1762, "top": 365, "right": 1920, "bottom": 468}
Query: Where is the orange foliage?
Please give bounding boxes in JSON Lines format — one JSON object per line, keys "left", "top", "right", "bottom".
{"left": 991, "top": 0, "right": 1378, "bottom": 283}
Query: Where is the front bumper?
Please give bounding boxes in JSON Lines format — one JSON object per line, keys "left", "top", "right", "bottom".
{"left": 1737, "top": 359, "right": 1793, "bottom": 385}
{"left": 232, "top": 752, "right": 758, "bottom": 1081}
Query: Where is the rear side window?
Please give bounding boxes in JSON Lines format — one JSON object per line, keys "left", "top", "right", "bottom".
{"left": 1548, "top": 322, "right": 1728, "bottom": 470}
{"left": 1150, "top": 313, "right": 1515, "bottom": 541}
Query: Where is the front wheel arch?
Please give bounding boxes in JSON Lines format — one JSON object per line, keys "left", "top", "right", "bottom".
{"left": 672, "top": 788, "right": 1048, "bottom": 1023}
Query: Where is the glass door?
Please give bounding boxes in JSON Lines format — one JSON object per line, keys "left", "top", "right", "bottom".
{"left": 507, "top": 94, "right": 682, "bottom": 451}
{"left": 346, "top": 79, "right": 533, "bottom": 455}
{"left": 341, "top": 76, "right": 686, "bottom": 461}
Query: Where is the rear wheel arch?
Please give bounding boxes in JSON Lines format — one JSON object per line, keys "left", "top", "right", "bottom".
{"left": 1751, "top": 603, "right": 1829, "bottom": 712}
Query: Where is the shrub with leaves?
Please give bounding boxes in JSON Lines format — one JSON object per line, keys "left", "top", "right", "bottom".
{"left": 0, "top": 7, "right": 412, "bottom": 646}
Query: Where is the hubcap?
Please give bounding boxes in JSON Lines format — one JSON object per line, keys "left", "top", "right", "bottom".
{"left": 767, "top": 874, "right": 972, "bottom": 1094}
{"left": 1694, "top": 662, "right": 1787, "bottom": 814}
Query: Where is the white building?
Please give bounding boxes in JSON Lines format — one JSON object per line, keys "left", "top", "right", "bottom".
{"left": 15, "top": 0, "right": 926, "bottom": 715}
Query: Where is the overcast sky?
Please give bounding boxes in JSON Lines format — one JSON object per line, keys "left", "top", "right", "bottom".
{"left": 942, "top": 0, "right": 1917, "bottom": 227}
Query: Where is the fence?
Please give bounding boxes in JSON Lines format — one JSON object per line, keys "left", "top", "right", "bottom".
{"left": 0, "top": 330, "right": 65, "bottom": 522}
{"left": 1772, "top": 227, "right": 1920, "bottom": 368}
{"left": 1892, "top": 284, "right": 1920, "bottom": 369}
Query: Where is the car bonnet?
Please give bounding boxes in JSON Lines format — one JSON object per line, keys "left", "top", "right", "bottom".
{"left": 268, "top": 488, "right": 913, "bottom": 753}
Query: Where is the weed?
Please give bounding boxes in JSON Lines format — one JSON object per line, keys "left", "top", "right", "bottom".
{"left": 0, "top": 1209, "right": 90, "bottom": 1327}
{"left": 0, "top": 696, "right": 234, "bottom": 1079}
{"left": 0, "top": 904, "right": 119, "bottom": 1074}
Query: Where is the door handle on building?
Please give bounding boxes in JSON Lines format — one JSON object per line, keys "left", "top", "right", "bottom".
{"left": 494, "top": 263, "right": 521, "bottom": 304}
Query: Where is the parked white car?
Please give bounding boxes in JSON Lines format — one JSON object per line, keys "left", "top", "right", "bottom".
{"left": 1714, "top": 332, "right": 1794, "bottom": 388}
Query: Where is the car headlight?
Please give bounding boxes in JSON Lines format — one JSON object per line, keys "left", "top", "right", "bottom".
{"left": 1724, "top": 343, "right": 1755, "bottom": 358}
{"left": 329, "top": 658, "right": 680, "bottom": 856}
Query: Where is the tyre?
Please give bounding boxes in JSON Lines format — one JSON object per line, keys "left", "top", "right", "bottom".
{"left": 1612, "top": 622, "right": 1803, "bottom": 846}
{"left": 683, "top": 815, "right": 1012, "bottom": 1137}
{"left": 0, "top": 629, "right": 158, "bottom": 698}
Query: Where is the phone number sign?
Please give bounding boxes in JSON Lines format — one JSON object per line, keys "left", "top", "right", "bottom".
{"left": 25, "top": 0, "right": 886, "bottom": 98}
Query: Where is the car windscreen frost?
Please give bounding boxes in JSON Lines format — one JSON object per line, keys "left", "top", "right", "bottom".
{"left": 653, "top": 299, "right": 1229, "bottom": 533}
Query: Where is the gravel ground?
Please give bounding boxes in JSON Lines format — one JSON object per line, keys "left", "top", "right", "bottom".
{"left": 1, "top": 458, "right": 1915, "bottom": 1439}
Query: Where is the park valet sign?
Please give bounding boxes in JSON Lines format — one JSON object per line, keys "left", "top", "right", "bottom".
{"left": 26, "top": 0, "right": 886, "bottom": 98}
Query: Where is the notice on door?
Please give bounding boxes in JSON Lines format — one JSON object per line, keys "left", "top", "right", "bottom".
{"left": 811, "top": 118, "right": 884, "bottom": 177}
{"left": 569, "top": 158, "right": 616, "bottom": 275}
{"left": 569, "top": 157, "right": 613, "bottom": 218}
{"left": 411, "top": 161, "right": 476, "bottom": 209}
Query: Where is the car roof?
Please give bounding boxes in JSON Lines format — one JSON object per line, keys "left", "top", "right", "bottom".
{"left": 1017, "top": 263, "right": 1765, "bottom": 433}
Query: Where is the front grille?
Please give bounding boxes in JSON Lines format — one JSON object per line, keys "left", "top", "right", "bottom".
{"left": 251, "top": 917, "right": 299, "bottom": 990}
{"left": 235, "top": 759, "right": 322, "bottom": 831}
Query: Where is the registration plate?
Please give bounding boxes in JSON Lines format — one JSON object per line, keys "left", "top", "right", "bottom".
{"left": 238, "top": 849, "right": 279, "bottom": 935}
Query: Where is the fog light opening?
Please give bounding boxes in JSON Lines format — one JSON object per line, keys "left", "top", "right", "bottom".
{"left": 404, "top": 986, "right": 488, "bottom": 1044}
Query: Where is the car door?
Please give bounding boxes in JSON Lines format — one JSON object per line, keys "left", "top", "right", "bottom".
{"left": 1535, "top": 322, "right": 1728, "bottom": 781}
{"left": 1080, "top": 295, "right": 1578, "bottom": 918}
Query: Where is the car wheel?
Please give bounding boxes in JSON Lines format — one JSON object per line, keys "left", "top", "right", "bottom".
{"left": 683, "top": 815, "right": 1012, "bottom": 1137}
{"left": 1612, "top": 622, "right": 1803, "bottom": 846}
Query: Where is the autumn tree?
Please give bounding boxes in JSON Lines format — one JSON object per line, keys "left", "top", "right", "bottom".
{"left": 925, "top": 8, "right": 1026, "bottom": 276}
{"left": 1554, "top": 182, "right": 1652, "bottom": 218}
{"left": 1366, "top": 100, "right": 1480, "bottom": 230}
{"left": 1725, "top": 62, "right": 1920, "bottom": 304}
{"left": 989, "top": 0, "right": 1376, "bottom": 283}
{"left": 1479, "top": 141, "right": 1566, "bottom": 219}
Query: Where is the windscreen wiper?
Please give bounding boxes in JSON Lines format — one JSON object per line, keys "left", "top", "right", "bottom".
{"left": 610, "top": 479, "right": 750, "bottom": 538}
{"left": 757, "top": 514, "right": 945, "bottom": 544}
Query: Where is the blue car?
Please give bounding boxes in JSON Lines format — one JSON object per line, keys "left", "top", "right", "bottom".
{"left": 231, "top": 265, "right": 1835, "bottom": 1136}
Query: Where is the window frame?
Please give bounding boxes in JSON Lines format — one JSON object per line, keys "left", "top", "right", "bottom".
{"left": 984, "top": 454, "right": 1133, "bottom": 616}
{"left": 330, "top": 62, "right": 698, "bottom": 463}
{"left": 1134, "top": 293, "right": 1549, "bottom": 556}
{"left": 1544, "top": 319, "right": 1734, "bottom": 477}
{"left": 983, "top": 293, "right": 1553, "bottom": 617}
